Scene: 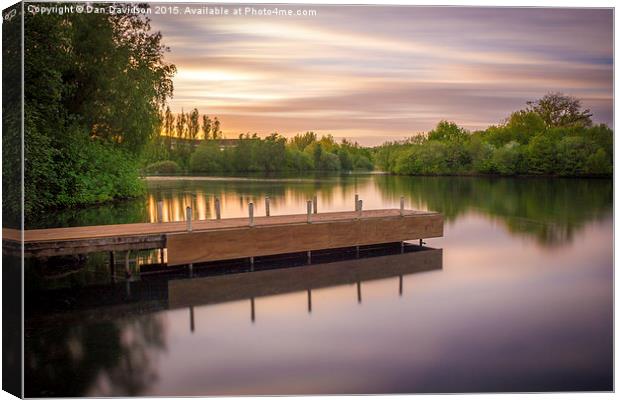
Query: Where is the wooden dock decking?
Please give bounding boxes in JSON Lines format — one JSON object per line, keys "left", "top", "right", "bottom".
{"left": 3, "top": 209, "right": 443, "bottom": 265}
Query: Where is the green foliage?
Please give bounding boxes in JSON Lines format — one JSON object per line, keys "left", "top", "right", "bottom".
{"left": 189, "top": 143, "right": 224, "bottom": 173}
{"left": 526, "top": 92, "right": 592, "bottom": 128}
{"left": 185, "top": 133, "right": 373, "bottom": 174}
{"left": 23, "top": 5, "right": 174, "bottom": 216}
{"left": 144, "top": 160, "right": 180, "bottom": 175}
{"left": 374, "top": 94, "right": 612, "bottom": 177}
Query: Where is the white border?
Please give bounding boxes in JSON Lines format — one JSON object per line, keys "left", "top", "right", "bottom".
{"left": 0, "top": 1, "right": 615, "bottom": 400}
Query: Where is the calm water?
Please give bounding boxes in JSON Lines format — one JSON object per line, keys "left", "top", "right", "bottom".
{"left": 24, "top": 175, "right": 613, "bottom": 396}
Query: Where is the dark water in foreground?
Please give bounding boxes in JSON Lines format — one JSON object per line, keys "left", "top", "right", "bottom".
{"left": 24, "top": 175, "right": 613, "bottom": 396}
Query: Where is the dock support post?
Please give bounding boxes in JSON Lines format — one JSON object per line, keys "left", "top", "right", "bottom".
{"left": 250, "top": 297, "right": 255, "bottom": 323}
{"left": 265, "top": 196, "right": 270, "bottom": 217}
{"left": 419, "top": 239, "right": 424, "bottom": 246}
{"left": 401, "top": 241, "right": 405, "bottom": 253}
{"left": 307, "top": 250, "right": 312, "bottom": 264}
{"left": 307, "top": 289, "right": 312, "bottom": 313}
{"left": 400, "top": 196, "right": 405, "bottom": 216}
{"left": 250, "top": 256, "right": 254, "bottom": 271}
{"left": 190, "top": 306, "right": 195, "bottom": 333}
{"left": 186, "top": 206, "right": 192, "bottom": 231}
{"left": 160, "top": 248, "right": 165, "bottom": 265}
{"left": 356, "top": 245, "right": 360, "bottom": 258}
{"left": 357, "top": 281, "right": 362, "bottom": 304}
{"left": 313, "top": 195, "right": 318, "bottom": 214}
{"left": 307, "top": 200, "right": 312, "bottom": 223}
{"left": 124, "top": 250, "right": 131, "bottom": 278}
{"left": 357, "top": 199, "right": 363, "bottom": 218}
{"left": 157, "top": 201, "right": 164, "bottom": 223}
{"left": 355, "top": 194, "right": 359, "bottom": 210}
{"left": 188, "top": 263, "right": 193, "bottom": 277}
{"left": 399, "top": 275, "right": 403, "bottom": 296}
{"left": 215, "top": 197, "right": 221, "bottom": 220}
{"left": 249, "top": 202, "right": 254, "bottom": 226}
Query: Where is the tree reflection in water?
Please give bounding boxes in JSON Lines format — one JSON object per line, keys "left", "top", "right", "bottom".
{"left": 25, "top": 314, "right": 167, "bottom": 397}
{"left": 26, "top": 174, "right": 612, "bottom": 247}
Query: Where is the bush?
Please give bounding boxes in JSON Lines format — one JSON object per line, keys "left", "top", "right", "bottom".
{"left": 189, "top": 143, "right": 224, "bottom": 173}
{"left": 144, "top": 160, "right": 180, "bottom": 175}
{"left": 492, "top": 141, "right": 525, "bottom": 175}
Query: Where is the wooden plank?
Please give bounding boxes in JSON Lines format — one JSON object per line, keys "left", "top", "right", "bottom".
{"left": 166, "top": 212, "right": 443, "bottom": 266}
{"left": 168, "top": 247, "right": 443, "bottom": 308}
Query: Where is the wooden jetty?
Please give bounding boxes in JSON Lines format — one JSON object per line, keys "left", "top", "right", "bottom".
{"left": 4, "top": 205, "right": 443, "bottom": 266}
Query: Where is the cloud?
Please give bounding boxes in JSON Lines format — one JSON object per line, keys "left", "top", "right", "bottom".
{"left": 150, "top": 5, "right": 613, "bottom": 145}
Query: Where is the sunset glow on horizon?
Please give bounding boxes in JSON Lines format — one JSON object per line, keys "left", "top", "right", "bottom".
{"left": 150, "top": 5, "right": 613, "bottom": 146}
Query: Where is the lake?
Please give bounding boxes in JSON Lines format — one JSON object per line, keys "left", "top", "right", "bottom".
{"left": 24, "top": 174, "right": 613, "bottom": 396}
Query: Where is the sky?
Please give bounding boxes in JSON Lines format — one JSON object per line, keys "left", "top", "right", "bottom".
{"left": 149, "top": 5, "right": 613, "bottom": 146}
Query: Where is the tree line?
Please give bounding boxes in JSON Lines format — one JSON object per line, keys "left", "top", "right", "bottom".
{"left": 142, "top": 107, "right": 223, "bottom": 171}
{"left": 144, "top": 130, "right": 374, "bottom": 174}
{"left": 374, "top": 93, "right": 612, "bottom": 177}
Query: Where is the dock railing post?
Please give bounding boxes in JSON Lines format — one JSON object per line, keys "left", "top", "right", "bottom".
{"left": 157, "top": 201, "right": 163, "bottom": 223}
{"left": 186, "top": 206, "right": 192, "bottom": 232}
{"left": 400, "top": 196, "right": 405, "bottom": 216}
{"left": 249, "top": 202, "right": 254, "bottom": 227}
{"left": 357, "top": 199, "right": 363, "bottom": 218}
{"left": 215, "top": 197, "right": 221, "bottom": 220}
{"left": 265, "top": 196, "right": 270, "bottom": 217}
{"left": 313, "top": 195, "right": 318, "bottom": 214}
{"left": 307, "top": 200, "right": 312, "bottom": 223}
{"left": 355, "top": 194, "right": 359, "bottom": 211}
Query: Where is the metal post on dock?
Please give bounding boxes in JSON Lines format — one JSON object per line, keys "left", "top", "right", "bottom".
{"left": 419, "top": 239, "right": 424, "bottom": 247}
{"left": 357, "top": 199, "right": 363, "bottom": 218}
{"left": 190, "top": 306, "right": 195, "bottom": 333}
{"left": 355, "top": 194, "right": 359, "bottom": 211}
{"left": 307, "top": 200, "right": 312, "bottom": 223}
{"left": 215, "top": 197, "right": 221, "bottom": 220}
{"left": 357, "top": 281, "right": 362, "bottom": 304}
{"left": 400, "top": 196, "right": 405, "bottom": 216}
{"left": 307, "top": 289, "right": 312, "bottom": 313}
{"left": 399, "top": 275, "right": 403, "bottom": 296}
{"left": 313, "top": 195, "right": 318, "bottom": 214}
{"left": 249, "top": 202, "right": 254, "bottom": 226}
{"left": 265, "top": 196, "right": 270, "bottom": 217}
{"left": 186, "top": 206, "right": 192, "bottom": 232}
{"left": 157, "top": 201, "right": 163, "bottom": 223}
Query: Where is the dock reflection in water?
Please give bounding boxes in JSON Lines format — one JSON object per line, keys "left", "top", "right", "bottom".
{"left": 25, "top": 244, "right": 442, "bottom": 397}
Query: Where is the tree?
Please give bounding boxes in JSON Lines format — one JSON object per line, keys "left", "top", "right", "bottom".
{"left": 427, "top": 121, "right": 469, "bottom": 143}
{"left": 291, "top": 131, "right": 317, "bottom": 151}
{"left": 188, "top": 108, "right": 200, "bottom": 144}
{"left": 212, "top": 117, "right": 221, "bottom": 139}
{"left": 175, "top": 110, "right": 187, "bottom": 139}
{"left": 202, "top": 115, "right": 211, "bottom": 140}
{"left": 526, "top": 92, "right": 592, "bottom": 128}
{"left": 23, "top": 5, "right": 175, "bottom": 214}
{"left": 163, "top": 106, "right": 175, "bottom": 153}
